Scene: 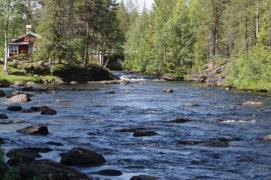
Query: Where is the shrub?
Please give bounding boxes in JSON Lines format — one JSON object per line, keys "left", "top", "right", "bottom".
{"left": 226, "top": 46, "right": 271, "bottom": 91}
{"left": 52, "top": 64, "right": 115, "bottom": 82}
{"left": 24, "top": 64, "right": 50, "bottom": 76}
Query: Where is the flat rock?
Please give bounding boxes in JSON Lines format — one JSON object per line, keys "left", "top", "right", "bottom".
{"left": 130, "top": 175, "right": 158, "bottom": 180}
{"left": 60, "top": 147, "right": 106, "bottom": 166}
{"left": 46, "top": 141, "right": 64, "bottom": 146}
{"left": 161, "top": 88, "right": 174, "bottom": 93}
{"left": 20, "top": 160, "right": 91, "bottom": 180}
{"left": 242, "top": 101, "right": 263, "bottom": 106}
{"left": 178, "top": 138, "right": 230, "bottom": 148}
{"left": 118, "top": 128, "right": 146, "bottom": 133}
{"left": 133, "top": 130, "right": 159, "bottom": 137}
{"left": 105, "top": 91, "right": 116, "bottom": 94}
{"left": 17, "top": 124, "right": 49, "bottom": 135}
{"left": 0, "top": 113, "right": 8, "bottom": 119}
{"left": 263, "top": 134, "right": 271, "bottom": 142}
{"left": 168, "top": 117, "right": 190, "bottom": 123}
{"left": 7, "top": 105, "right": 23, "bottom": 112}
{"left": 96, "top": 169, "right": 123, "bottom": 176}
{"left": 10, "top": 94, "right": 31, "bottom": 102}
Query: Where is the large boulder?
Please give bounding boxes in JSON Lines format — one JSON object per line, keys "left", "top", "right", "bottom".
{"left": 60, "top": 147, "right": 106, "bottom": 166}
{"left": 17, "top": 124, "right": 49, "bottom": 135}
{"left": 19, "top": 160, "right": 91, "bottom": 180}
{"left": 10, "top": 94, "right": 31, "bottom": 102}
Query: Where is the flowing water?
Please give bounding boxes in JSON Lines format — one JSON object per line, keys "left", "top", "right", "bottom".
{"left": 0, "top": 72, "right": 271, "bottom": 179}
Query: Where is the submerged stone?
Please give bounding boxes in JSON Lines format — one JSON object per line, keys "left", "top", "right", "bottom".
{"left": 96, "top": 169, "right": 123, "bottom": 176}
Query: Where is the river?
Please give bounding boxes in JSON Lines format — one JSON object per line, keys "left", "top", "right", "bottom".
{"left": 0, "top": 72, "right": 271, "bottom": 179}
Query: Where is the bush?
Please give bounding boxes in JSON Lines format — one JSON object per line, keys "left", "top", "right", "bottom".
{"left": 226, "top": 46, "right": 271, "bottom": 91}
{"left": 24, "top": 64, "right": 50, "bottom": 76}
{"left": 52, "top": 64, "right": 115, "bottom": 82}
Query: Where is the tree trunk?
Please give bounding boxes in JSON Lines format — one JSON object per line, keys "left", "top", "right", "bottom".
{"left": 3, "top": 5, "right": 10, "bottom": 74}
{"left": 255, "top": 0, "right": 259, "bottom": 44}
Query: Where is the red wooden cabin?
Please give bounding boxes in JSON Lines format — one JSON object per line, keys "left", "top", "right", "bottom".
{"left": 9, "top": 26, "right": 41, "bottom": 57}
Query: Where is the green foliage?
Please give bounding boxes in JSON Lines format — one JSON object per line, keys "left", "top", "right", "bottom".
{"left": 124, "top": 0, "right": 196, "bottom": 77}
{"left": 226, "top": 46, "right": 271, "bottom": 91}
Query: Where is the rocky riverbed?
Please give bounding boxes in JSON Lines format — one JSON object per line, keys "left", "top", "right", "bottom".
{"left": 0, "top": 72, "right": 271, "bottom": 179}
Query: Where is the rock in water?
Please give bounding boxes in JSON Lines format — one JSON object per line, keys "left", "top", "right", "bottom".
{"left": 10, "top": 94, "right": 31, "bottom": 102}
{"left": 60, "top": 147, "right": 106, "bottom": 166}
{"left": 161, "top": 88, "right": 174, "bottom": 93}
{"left": 17, "top": 124, "right": 49, "bottom": 135}
{"left": 130, "top": 175, "right": 158, "bottom": 180}
{"left": 0, "top": 113, "right": 8, "bottom": 119}
{"left": 0, "top": 138, "right": 5, "bottom": 144}
{"left": 242, "top": 101, "right": 263, "bottom": 107}
{"left": 7, "top": 148, "right": 41, "bottom": 166}
{"left": 133, "top": 130, "right": 159, "bottom": 137}
{"left": 41, "top": 108, "right": 57, "bottom": 115}
{"left": 7, "top": 106, "right": 23, "bottom": 112}
{"left": 168, "top": 117, "right": 190, "bottom": 123}
{"left": 263, "top": 134, "right": 271, "bottom": 142}
{"left": 20, "top": 160, "right": 90, "bottom": 180}
{"left": 96, "top": 169, "right": 123, "bottom": 176}
{"left": 0, "top": 90, "right": 5, "bottom": 97}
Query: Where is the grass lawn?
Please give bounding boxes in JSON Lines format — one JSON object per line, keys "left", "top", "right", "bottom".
{"left": 0, "top": 65, "right": 58, "bottom": 84}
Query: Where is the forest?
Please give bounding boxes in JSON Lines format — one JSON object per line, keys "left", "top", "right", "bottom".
{"left": 123, "top": 0, "right": 271, "bottom": 91}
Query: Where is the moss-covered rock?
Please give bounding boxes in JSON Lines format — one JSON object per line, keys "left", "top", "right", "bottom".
{"left": 52, "top": 64, "right": 116, "bottom": 83}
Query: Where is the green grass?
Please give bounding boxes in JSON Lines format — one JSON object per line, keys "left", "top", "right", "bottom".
{"left": 0, "top": 65, "right": 58, "bottom": 84}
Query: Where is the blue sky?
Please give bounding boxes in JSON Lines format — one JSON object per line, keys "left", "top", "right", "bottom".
{"left": 119, "top": 0, "right": 154, "bottom": 10}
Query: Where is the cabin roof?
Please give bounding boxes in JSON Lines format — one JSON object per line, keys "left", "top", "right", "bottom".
{"left": 10, "top": 31, "right": 41, "bottom": 43}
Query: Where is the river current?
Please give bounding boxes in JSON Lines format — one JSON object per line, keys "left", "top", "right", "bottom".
{"left": 0, "top": 72, "right": 271, "bottom": 179}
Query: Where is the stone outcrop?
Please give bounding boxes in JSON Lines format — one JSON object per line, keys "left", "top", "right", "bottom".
{"left": 60, "top": 147, "right": 106, "bottom": 166}
{"left": 17, "top": 124, "right": 49, "bottom": 135}
{"left": 186, "top": 66, "right": 226, "bottom": 87}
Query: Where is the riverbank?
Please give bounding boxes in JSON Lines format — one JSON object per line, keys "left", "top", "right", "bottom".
{"left": 184, "top": 64, "right": 271, "bottom": 93}
{"left": 0, "top": 63, "right": 118, "bottom": 87}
